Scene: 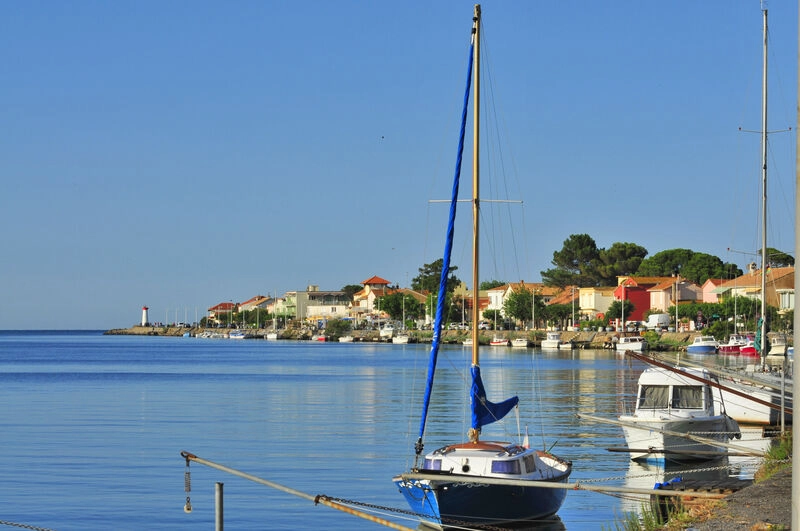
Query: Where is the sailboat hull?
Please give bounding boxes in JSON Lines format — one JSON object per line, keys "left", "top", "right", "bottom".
{"left": 393, "top": 474, "right": 569, "bottom": 529}
{"left": 394, "top": 443, "right": 571, "bottom": 528}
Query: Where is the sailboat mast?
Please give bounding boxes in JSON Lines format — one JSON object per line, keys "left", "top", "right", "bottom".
{"left": 759, "top": 6, "right": 768, "bottom": 361}
{"left": 470, "top": 4, "right": 481, "bottom": 366}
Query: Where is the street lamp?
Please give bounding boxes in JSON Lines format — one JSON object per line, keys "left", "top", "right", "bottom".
{"left": 675, "top": 276, "right": 679, "bottom": 331}
{"left": 571, "top": 286, "right": 575, "bottom": 330}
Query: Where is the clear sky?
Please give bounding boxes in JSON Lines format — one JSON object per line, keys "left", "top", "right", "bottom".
{"left": 2, "top": 1, "right": 797, "bottom": 330}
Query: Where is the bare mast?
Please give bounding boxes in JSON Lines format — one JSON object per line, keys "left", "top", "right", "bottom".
{"left": 759, "top": 7, "right": 768, "bottom": 365}
{"left": 471, "top": 4, "right": 481, "bottom": 368}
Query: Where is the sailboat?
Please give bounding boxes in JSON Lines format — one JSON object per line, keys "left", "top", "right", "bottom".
{"left": 392, "top": 291, "right": 411, "bottom": 344}
{"left": 392, "top": 6, "right": 572, "bottom": 528}
{"left": 266, "top": 291, "right": 279, "bottom": 340}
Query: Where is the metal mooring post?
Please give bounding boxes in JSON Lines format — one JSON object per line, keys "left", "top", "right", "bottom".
{"left": 215, "top": 482, "right": 224, "bottom": 531}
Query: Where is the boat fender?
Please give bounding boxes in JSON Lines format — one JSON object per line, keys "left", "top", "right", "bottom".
{"left": 724, "top": 415, "right": 742, "bottom": 439}
{"left": 653, "top": 476, "right": 683, "bottom": 490}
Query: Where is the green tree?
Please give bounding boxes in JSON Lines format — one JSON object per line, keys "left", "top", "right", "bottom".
{"left": 503, "top": 287, "right": 533, "bottom": 326}
{"left": 636, "top": 249, "right": 742, "bottom": 284}
{"left": 411, "top": 259, "right": 460, "bottom": 294}
{"left": 480, "top": 280, "right": 506, "bottom": 290}
{"left": 681, "top": 253, "right": 742, "bottom": 284}
{"left": 376, "top": 292, "right": 424, "bottom": 321}
{"left": 766, "top": 247, "right": 795, "bottom": 267}
{"left": 636, "top": 249, "right": 694, "bottom": 277}
{"left": 545, "top": 303, "right": 573, "bottom": 329}
{"left": 541, "top": 234, "right": 600, "bottom": 288}
{"left": 325, "top": 318, "right": 352, "bottom": 338}
{"left": 606, "top": 299, "right": 635, "bottom": 323}
{"left": 341, "top": 284, "right": 362, "bottom": 299}
{"left": 591, "top": 242, "right": 648, "bottom": 284}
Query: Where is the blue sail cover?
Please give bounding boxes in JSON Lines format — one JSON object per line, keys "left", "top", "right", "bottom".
{"left": 415, "top": 44, "right": 474, "bottom": 452}
{"left": 471, "top": 365, "right": 519, "bottom": 430}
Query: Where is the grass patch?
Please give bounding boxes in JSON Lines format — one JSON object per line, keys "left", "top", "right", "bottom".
{"left": 607, "top": 497, "right": 731, "bottom": 531}
{"left": 756, "top": 430, "right": 792, "bottom": 482}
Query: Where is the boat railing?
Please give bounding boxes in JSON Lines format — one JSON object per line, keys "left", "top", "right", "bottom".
{"left": 617, "top": 397, "right": 636, "bottom": 417}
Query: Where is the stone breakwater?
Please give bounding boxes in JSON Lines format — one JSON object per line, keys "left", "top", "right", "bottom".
{"left": 105, "top": 326, "right": 713, "bottom": 349}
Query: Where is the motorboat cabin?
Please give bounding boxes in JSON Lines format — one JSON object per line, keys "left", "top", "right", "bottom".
{"left": 620, "top": 367, "right": 740, "bottom": 462}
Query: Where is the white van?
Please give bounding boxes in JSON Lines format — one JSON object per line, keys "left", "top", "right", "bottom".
{"left": 644, "top": 313, "right": 671, "bottom": 331}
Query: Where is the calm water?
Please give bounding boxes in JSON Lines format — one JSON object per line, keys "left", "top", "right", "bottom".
{"left": 0, "top": 331, "right": 770, "bottom": 530}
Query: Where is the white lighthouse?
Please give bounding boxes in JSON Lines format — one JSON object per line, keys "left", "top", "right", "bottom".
{"left": 141, "top": 306, "right": 150, "bottom": 326}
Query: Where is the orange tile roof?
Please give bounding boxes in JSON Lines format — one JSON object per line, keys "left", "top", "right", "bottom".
{"left": 361, "top": 275, "right": 391, "bottom": 286}
{"left": 717, "top": 266, "right": 794, "bottom": 289}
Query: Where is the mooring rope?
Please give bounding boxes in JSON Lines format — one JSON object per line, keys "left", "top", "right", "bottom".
{"left": 0, "top": 520, "right": 55, "bottom": 531}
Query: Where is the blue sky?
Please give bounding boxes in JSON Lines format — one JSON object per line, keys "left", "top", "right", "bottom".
{"left": 2, "top": 1, "right": 796, "bottom": 330}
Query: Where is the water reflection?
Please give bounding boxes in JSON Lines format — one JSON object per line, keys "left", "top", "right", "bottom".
{"left": 426, "top": 514, "right": 566, "bottom": 531}
{"left": 618, "top": 426, "right": 771, "bottom": 517}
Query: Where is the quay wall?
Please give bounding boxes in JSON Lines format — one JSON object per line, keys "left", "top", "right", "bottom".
{"left": 105, "top": 326, "right": 752, "bottom": 350}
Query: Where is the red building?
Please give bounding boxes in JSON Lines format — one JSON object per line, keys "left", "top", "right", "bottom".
{"left": 613, "top": 277, "right": 672, "bottom": 323}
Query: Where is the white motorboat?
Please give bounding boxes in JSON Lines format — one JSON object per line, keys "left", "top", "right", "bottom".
{"left": 379, "top": 324, "right": 394, "bottom": 339}
{"left": 511, "top": 337, "right": 529, "bottom": 348}
{"left": 766, "top": 335, "right": 790, "bottom": 368}
{"left": 616, "top": 336, "right": 648, "bottom": 352}
{"left": 541, "top": 331, "right": 561, "bottom": 350}
{"left": 619, "top": 367, "right": 741, "bottom": 463}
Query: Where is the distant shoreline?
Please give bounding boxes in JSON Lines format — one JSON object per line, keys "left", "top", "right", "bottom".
{"left": 103, "top": 326, "right": 744, "bottom": 351}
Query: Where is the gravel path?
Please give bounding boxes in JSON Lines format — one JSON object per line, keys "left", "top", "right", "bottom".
{"left": 689, "top": 467, "right": 792, "bottom": 530}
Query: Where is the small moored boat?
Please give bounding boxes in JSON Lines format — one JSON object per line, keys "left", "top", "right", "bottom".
{"left": 719, "top": 334, "right": 748, "bottom": 354}
{"left": 511, "top": 337, "right": 529, "bottom": 348}
{"left": 686, "top": 335, "right": 719, "bottom": 354}
{"left": 541, "top": 331, "right": 561, "bottom": 350}
{"left": 739, "top": 338, "right": 758, "bottom": 356}
{"left": 392, "top": 334, "right": 410, "bottom": 344}
{"left": 619, "top": 367, "right": 741, "bottom": 463}
{"left": 616, "top": 336, "right": 648, "bottom": 352}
